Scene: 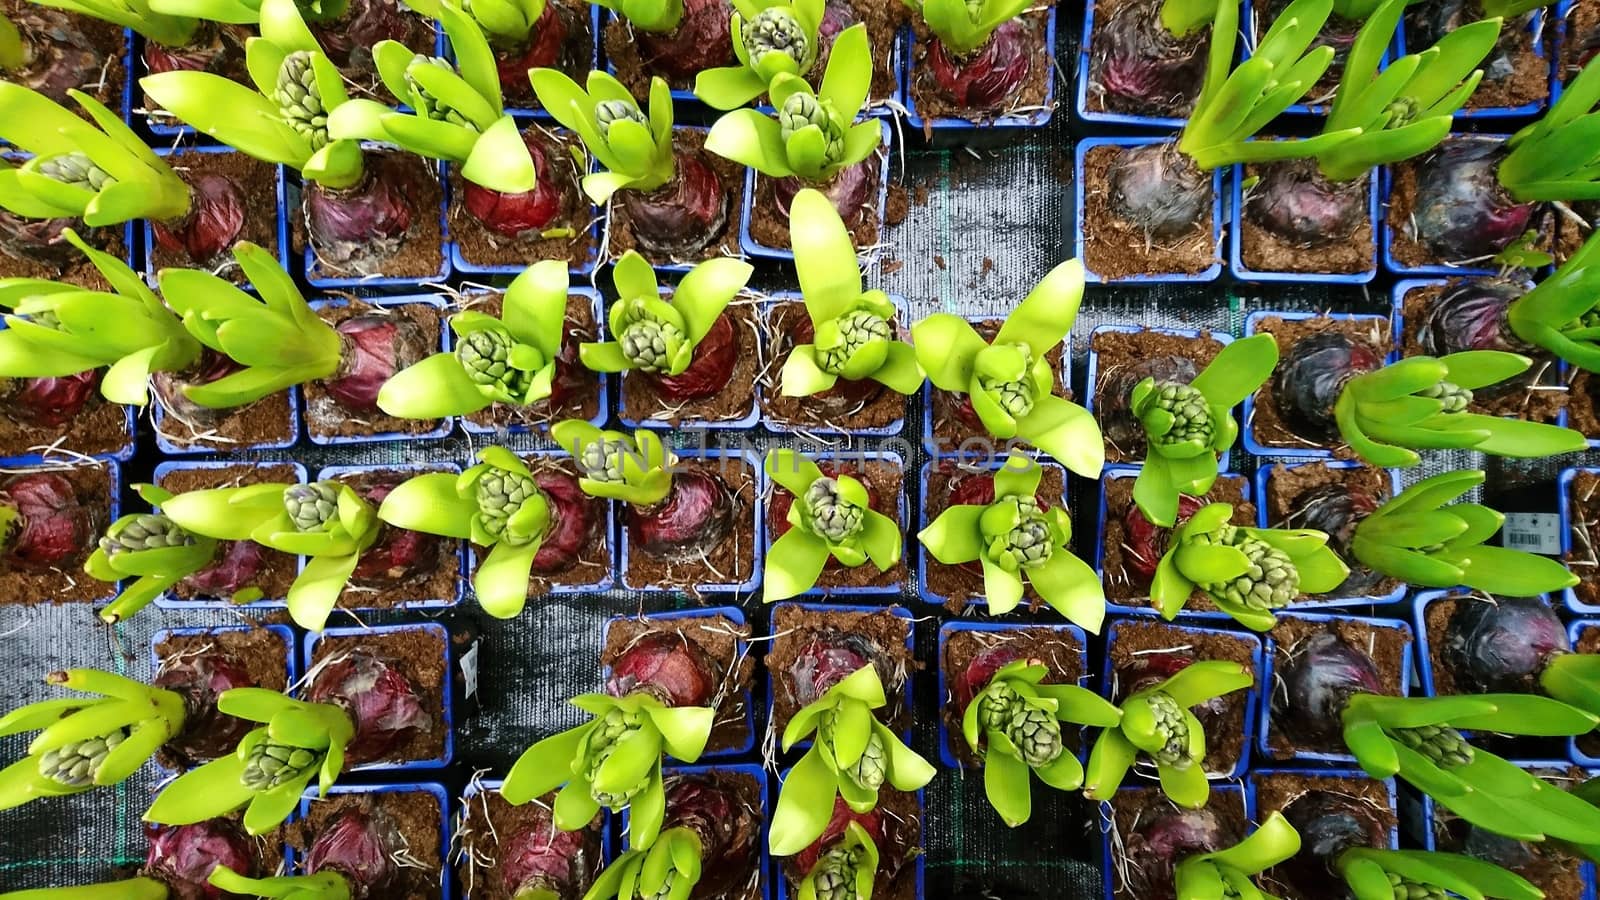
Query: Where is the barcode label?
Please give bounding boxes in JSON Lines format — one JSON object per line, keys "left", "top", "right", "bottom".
{"left": 460, "top": 641, "right": 480, "bottom": 700}
{"left": 1502, "top": 513, "right": 1561, "bottom": 555}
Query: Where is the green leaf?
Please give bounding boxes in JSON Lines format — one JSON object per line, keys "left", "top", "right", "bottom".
{"left": 1159, "top": 757, "right": 1210, "bottom": 808}
{"left": 692, "top": 64, "right": 768, "bottom": 111}
{"left": 765, "top": 526, "right": 831, "bottom": 602}
{"left": 791, "top": 188, "right": 863, "bottom": 325}
{"left": 143, "top": 753, "right": 256, "bottom": 825}
{"left": 377, "top": 351, "right": 492, "bottom": 418}
{"left": 1027, "top": 549, "right": 1106, "bottom": 634}
{"left": 1017, "top": 395, "right": 1104, "bottom": 479}
{"left": 673, "top": 257, "right": 751, "bottom": 346}
{"left": 474, "top": 539, "right": 540, "bottom": 619}
{"left": 502, "top": 722, "right": 592, "bottom": 804}
{"left": 647, "top": 704, "right": 713, "bottom": 762}
{"left": 918, "top": 504, "right": 985, "bottom": 564}
{"left": 983, "top": 743, "right": 1032, "bottom": 826}
{"left": 769, "top": 744, "right": 839, "bottom": 856}
{"left": 1083, "top": 728, "right": 1138, "bottom": 800}
{"left": 285, "top": 551, "right": 359, "bottom": 632}
{"left": 878, "top": 720, "right": 935, "bottom": 791}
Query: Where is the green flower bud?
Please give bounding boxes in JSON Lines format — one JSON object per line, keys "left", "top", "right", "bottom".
{"left": 620, "top": 319, "right": 684, "bottom": 373}
{"left": 595, "top": 99, "right": 647, "bottom": 138}
{"left": 742, "top": 7, "right": 808, "bottom": 68}
{"left": 1196, "top": 526, "right": 1299, "bottom": 611}
{"left": 284, "top": 482, "right": 340, "bottom": 532}
{"left": 1147, "top": 381, "right": 1214, "bottom": 448}
{"left": 1146, "top": 692, "right": 1192, "bottom": 767}
{"left": 803, "top": 477, "right": 866, "bottom": 543}
{"left": 581, "top": 707, "right": 649, "bottom": 808}
{"left": 275, "top": 51, "right": 330, "bottom": 150}
{"left": 779, "top": 92, "right": 844, "bottom": 163}
{"left": 1393, "top": 724, "right": 1474, "bottom": 769}
{"left": 37, "top": 729, "right": 127, "bottom": 787}
{"left": 100, "top": 514, "right": 196, "bottom": 556}
{"left": 1005, "top": 703, "right": 1063, "bottom": 768}
{"left": 457, "top": 327, "right": 533, "bottom": 395}
{"left": 810, "top": 844, "right": 867, "bottom": 900}
{"left": 1387, "top": 872, "right": 1447, "bottom": 900}
{"left": 406, "top": 54, "right": 475, "bottom": 129}
{"left": 240, "top": 739, "right": 321, "bottom": 790}
{"left": 36, "top": 153, "right": 115, "bottom": 191}
{"left": 977, "top": 681, "right": 1022, "bottom": 735}
{"left": 579, "top": 438, "right": 628, "bottom": 483}
{"left": 476, "top": 467, "right": 542, "bottom": 546}
{"left": 988, "top": 497, "right": 1054, "bottom": 570}
{"left": 843, "top": 729, "right": 886, "bottom": 791}
{"left": 976, "top": 346, "right": 1038, "bottom": 418}
{"left": 818, "top": 310, "right": 892, "bottom": 375}
{"left": 1419, "top": 380, "right": 1472, "bottom": 414}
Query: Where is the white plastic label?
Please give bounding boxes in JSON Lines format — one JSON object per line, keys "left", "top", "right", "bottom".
{"left": 1502, "top": 512, "right": 1562, "bottom": 555}
{"left": 460, "top": 641, "right": 480, "bottom": 700}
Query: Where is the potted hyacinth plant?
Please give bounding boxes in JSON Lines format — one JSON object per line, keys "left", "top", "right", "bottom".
{"left": 704, "top": 23, "right": 884, "bottom": 254}
{"left": 593, "top": 0, "right": 738, "bottom": 94}
{"left": 918, "top": 451, "right": 1105, "bottom": 631}
{"left": 141, "top": 0, "right": 437, "bottom": 282}
{"left": 1078, "top": 0, "right": 1357, "bottom": 281}
{"left": 692, "top": 0, "right": 826, "bottom": 109}
{"left": 0, "top": 668, "right": 185, "bottom": 811}
{"left": 531, "top": 69, "right": 740, "bottom": 265}
{"left": 903, "top": 0, "right": 1051, "bottom": 125}
{"left": 1402, "top": 0, "right": 1557, "bottom": 118}
{"left": 768, "top": 188, "right": 921, "bottom": 434}
{"left": 1084, "top": 0, "right": 1220, "bottom": 123}
{"left": 1172, "top": 811, "right": 1300, "bottom": 899}
{"left": 763, "top": 447, "right": 902, "bottom": 602}
{"left": 1422, "top": 593, "right": 1600, "bottom": 721}
{"left": 580, "top": 249, "right": 756, "bottom": 425}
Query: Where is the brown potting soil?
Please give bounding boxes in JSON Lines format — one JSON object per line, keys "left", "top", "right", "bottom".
{"left": 761, "top": 301, "right": 907, "bottom": 432}
{"left": 1085, "top": 0, "right": 1204, "bottom": 119}
{"left": 0, "top": 462, "right": 111, "bottom": 605}
{"left": 780, "top": 785, "right": 921, "bottom": 900}
{"left": 1421, "top": 593, "right": 1476, "bottom": 699}
{"left": 1082, "top": 143, "right": 1217, "bottom": 280}
{"left": 1100, "top": 473, "right": 1252, "bottom": 607}
{"left": 455, "top": 788, "right": 603, "bottom": 900}
{"left": 296, "top": 151, "right": 446, "bottom": 282}
{"left": 1266, "top": 616, "right": 1408, "bottom": 759}
{"left": 1264, "top": 460, "right": 1401, "bottom": 601}
{"left": 1565, "top": 470, "right": 1600, "bottom": 608}
{"left": 0, "top": 392, "right": 128, "bottom": 460}
{"left": 922, "top": 462, "right": 1067, "bottom": 612}
{"left": 620, "top": 302, "right": 760, "bottom": 426}
{"left": 766, "top": 604, "right": 914, "bottom": 734}
{"left": 748, "top": 153, "right": 886, "bottom": 251}
{"left": 939, "top": 626, "right": 1085, "bottom": 768}
{"left": 1107, "top": 788, "right": 1247, "bottom": 900}
{"left": 1249, "top": 314, "right": 1392, "bottom": 453}
{"left": 929, "top": 319, "right": 1069, "bottom": 450}
{"left": 309, "top": 627, "right": 448, "bottom": 765}
{"left": 153, "top": 365, "right": 296, "bottom": 452}
{"left": 764, "top": 458, "right": 907, "bottom": 591}
{"left": 1107, "top": 620, "right": 1254, "bottom": 776}
{"left": 1432, "top": 765, "right": 1589, "bottom": 900}
{"left": 1400, "top": 282, "right": 1567, "bottom": 422}
{"left": 1254, "top": 771, "right": 1395, "bottom": 900}
{"left": 1407, "top": 5, "right": 1549, "bottom": 111}
{"left": 153, "top": 625, "right": 291, "bottom": 768}
{"left": 328, "top": 467, "right": 460, "bottom": 609}
{"left": 157, "top": 462, "right": 300, "bottom": 602}
{"left": 602, "top": 611, "right": 755, "bottom": 754}
{"left": 607, "top": 131, "right": 744, "bottom": 268}
{"left": 1386, "top": 144, "right": 1557, "bottom": 270}
{"left": 485, "top": 455, "right": 612, "bottom": 596}
{"left": 463, "top": 293, "right": 602, "bottom": 431}
{"left": 1239, "top": 164, "right": 1372, "bottom": 275}
{"left": 149, "top": 150, "right": 278, "bottom": 282}
{"left": 1567, "top": 369, "right": 1600, "bottom": 439}
{"left": 498, "top": 0, "right": 594, "bottom": 107}
{"left": 1090, "top": 327, "right": 1225, "bottom": 464}
{"left": 305, "top": 300, "right": 445, "bottom": 440}
{"left": 447, "top": 127, "right": 597, "bottom": 271}
{"left": 1577, "top": 625, "right": 1600, "bottom": 759}
{"left": 1564, "top": 0, "right": 1600, "bottom": 81}
{"left": 0, "top": 224, "right": 128, "bottom": 289}
{"left": 623, "top": 457, "right": 758, "bottom": 595}
{"left": 288, "top": 788, "right": 443, "bottom": 899}
{"left": 907, "top": 6, "right": 1053, "bottom": 134}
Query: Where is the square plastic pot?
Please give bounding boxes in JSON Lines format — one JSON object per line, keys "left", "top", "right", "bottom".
{"left": 1083, "top": 323, "right": 1236, "bottom": 472}
{"left": 457, "top": 777, "right": 613, "bottom": 871}
{"left": 302, "top": 622, "right": 454, "bottom": 772}
{"left": 915, "top": 456, "right": 1071, "bottom": 610}
{"left": 315, "top": 462, "right": 466, "bottom": 613}
{"left": 624, "top": 762, "right": 772, "bottom": 900}
{"left": 148, "top": 623, "right": 298, "bottom": 771}
{"left": 616, "top": 297, "right": 760, "bottom": 430}
{"left": 1075, "top": 0, "right": 1188, "bottom": 129}
{"left": 1394, "top": 13, "right": 1549, "bottom": 120}
{"left": 758, "top": 294, "right": 909, "bottom": 437}
{"left": 474, "top": 448, "right": 616, "bottom": 595}
{"left": 1380, "top": 134, "right": 1515, "bottom": 278}
{"left": 1572, "top": 620, "right": 1600, "bottom": 768}
{"left": 457, "top": 287, "right": 610, "bottom": 437}
{"left": 1559, "top": 467, "right": 1600, "bottom": 614}
{"left": 773, "top": 781, "right": 924, "bottom": 900}
{"left": 766, "top": 602, "right": 916, "bottom": 747}
{"left": 1098, "top": 783, "right": 1252, "bottom": 900}
{"left": 617, "top": 449, "right": 763, "bottom": 593}
{"left": 738, "top": 120, "right": 893, "bottom": 261}
{"left": 0, "top": 315, "right": 136, "bottom": 466}
{"left": 1229, "top": 163, "right": 1380, "bottom": 283}
{"left": 145, "top": 144, "right": 287, "bottom": 289}
{"left": 1094, "top": 465, "right": 1251, "bottom": 623}
{"left": 1074, "top": 136, "right": 1224, "bottom": 284}
{"left": 1241, "top": 309, "right": 1398, "bottom": 458}
{"left": 1102, "top": 616, "right": 1263, "bottom": 780}
{"left": 603, "top": 607, "right": 757, "bottom": 757}
{"left": 921, "top": 314, "right": 1072, "bottom": 458}
{"left": 290, "top": 781, "right": 453, "bottom": 898}
{"left": 1254, "top": 459, "right": 1406, "bottom": 607}
{"left": 306, "top": 294, "right": 454, "bottom": 445}
{"left": 903, "top": 7, "right": 1058, "bottom": 130}
{"left": 1257, "top": 610, "right": 1415, "bottom": 766}
{"left": 764, "top": 450, "right": 907, "bottom": 598}
{"left": 152, "top": 389, "right": 301, "bottom": 454}
{"left": 149, "top": 460, "right": 308, "bottom": 610}
{"left": 935, "top": 619, "right": 1089, "bottom": 769}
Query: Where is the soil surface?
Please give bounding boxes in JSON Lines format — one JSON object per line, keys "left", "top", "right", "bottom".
{"left": 1107, "top": 620, "right": 1255, "bottom": 776}
{"left": 1567, "top": 369, "right": 1600, "bottom": 439}
{"left": 907, "top": 5, "right": 1053, "bottom": 132}
{"left": 297, "top": 151, "right": 446, "bottom": 283}
{"left": 149, "top": 149, "right": 277, "bottom": 282}
{"left": 602, "top": 611, "right": 755, "bottom": 753}
{"left": 308, "top": 627, "right": 448, "bottom": 766}
{"left": 1249, "top": 314, "right": 1391, "bottom": 453}
{"left": 622, "top": 456, "right": 758, "bottom": 595}
{"left": 1082, "top": 143, "right": 1217, "bottom": 280}
{"left": 1385, "top": 141, "right": 1556, "bottom": 270}
{"left": 0, "top": 387, "right": 129, "bottom": 461}
{"left": 1565, "top": 470, "right": 1600, "bottom": 609}
{"left": 749, "top": 152, "right": 885, "bottom": 251}
{"left": 1265, "top": 616, "right": 1408, "bottom": 760}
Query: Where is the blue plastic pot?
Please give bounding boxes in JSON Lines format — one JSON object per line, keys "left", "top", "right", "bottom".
{"left": 617, "top": 303, "right": 760, "bottom": 430}
{"left": 290, "top": 782, "right": 453, "bottom": 897}
{"left": 1394, "top": 13, "right": 1549, "bottom": 120}
{"left": 764, "top": 450, "right": 907, "bottom": 597}
{"left": 152, "top": 391, "right": 300, "bottom": 455}
{"left": 738, "top": 121, "right": 893, "bottom": 262}
{"left": 145, "top": 144, "right": 287, "bottom": 287}
{"left": 302, "top": 622, "right": 454, "bottom": 772}
{"left": 306, "top": 295, "right": 453, "bottom": 445}
{"left": 1083, "top": 324, "right": 1236, "bottom": 472}
{"left": 472, "top": 448, "right": 616, "bottom": 594}
{"left": 1254, "top": 459, "right": 1406, "bottom": 608}
{"left": 278, "top": 154, "right": 452, "bottom": 291}
{"left": 1572, "top": 620, "right": 1600, "bottom": 768}
{"left": 148, "top": 623, "right": 297, "bottom": 771}
{"left": 149, "top": 460, "right": 308, "bottom": 611}
{"left": 1074, "top": 136, "right": 1225, "bottom": 284}
{"left": 1558, "top": 467, "right": 1600, "bottom": 615}
{"left": 0, "top": 314, "right": 136, "bottom": 465}
{"left": 903, "top": 7, "right": 1058, "bottom": 130}
{"left": 624, "top": 762, "right": 771, "bottom": 899}
{"left": 1257, "top": 610, "right": 1414, "bottom": 765}
{"left": 457, "top": 778, "right": 613, "bottom": 885}
{"left": 1241, "top": 310, "right": 1397, "bottom": 458}
{"left": 1381, "top": 134, "right": 1517, "bottom": 278}
{"left": 916, "top": 457, "right": 1070, "bottom": 610}
{"left": 935, "top": 619, "right": 1089, "bottom": 769}
{"left": 1250, "top": 769, "right": 1399, "bottom": 850}
{"left": 1229, "top": 163, "right": 1379, "bottom": 283}
{"left": 920, "top": 314, "right": 1071, "bottom": 458}
{"left": 773, "top": 781, "right": 924, "bottom": 900}
{"left": 1075, "top": 0, "right": 1188, "bottom": 130}
{"left": 1102, "top": 617, "right": 1263, "bottom": 779}
{"left": 456, "top": 287, "right": 609, "bottom": 437}
{"left": 1099, "top": 784, "right": 1251, "bottom": 900}
{"left": 1094, "top": 465, "right": 1251, "bottom": 622}
{"left": 759, "top": 296, "right": 909, "bottom": 436}
{"left": 315, "top": 462, "right": 465, "bottom": 612}
{"left": 767, "top": 602, "right": 916, "bottom": 746}
{"left": 448, "top": 124, "right": 600, "bottom": 277}
{"left": 618, "top": 449, "right": 763, "bottom": 593}
{"left": 1412, "top": 590, "right": 1567, "bottom": 695}
{"left": 439, "top": 7, "right": 601, "bottom": 119}
{"left": 603, "top": 607, "right": 756, "bottom": 757}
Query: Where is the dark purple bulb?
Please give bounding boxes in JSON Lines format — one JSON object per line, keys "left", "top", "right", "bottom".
{"left": 1275, "top": 632, "right": 1383, "bottom": 746}
{"left": 1442, "top": 596, "right": 1570, "bottom": 694}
